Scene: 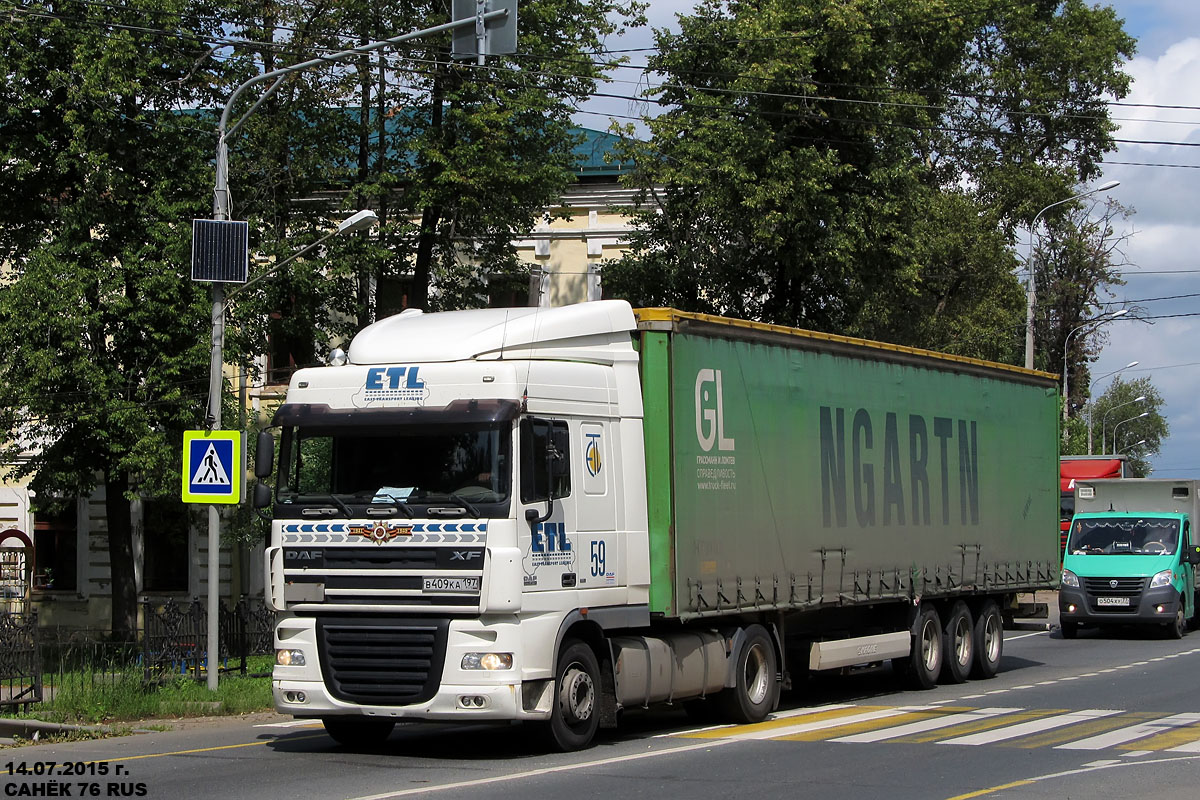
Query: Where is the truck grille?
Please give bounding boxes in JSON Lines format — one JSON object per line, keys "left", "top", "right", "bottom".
{"left": 1083, "top": 576, "right": 1144, "bottom": 614}
{"left": 316, "top": 617, "right": 447, "bottom": 706}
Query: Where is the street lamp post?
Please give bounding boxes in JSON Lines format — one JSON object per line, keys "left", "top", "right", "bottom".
{"left": 200, "top": 7, "right": 514, "bottom": 691}
{"left": 1024, "top": 180, "right": 1121, "bottom": 370}
{"left": 1098, "top": 395, "right": 1146, "bottom": 455}
{"left": 1120, "top": 438, "right": 1147, "bottom": 455}
{"left": 1061, "top": 309, "right": 1129, "bottom": 437}
{"left": 1085, "top": 361, "right": 1139, "bottom": 454}
{"left": 1112, "top": 411, "right": 1150, "bottom": 456}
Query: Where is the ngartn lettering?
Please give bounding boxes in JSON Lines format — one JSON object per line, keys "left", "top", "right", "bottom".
{"left": 819, "top": 406, "right": 979, "bottom": 528}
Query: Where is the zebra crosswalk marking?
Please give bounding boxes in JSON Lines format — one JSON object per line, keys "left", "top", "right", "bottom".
{"left": 829, "top": 707, "right": 1022, "bottom": 743}
{"left": 682, "top": 705, "right": 934, "bottom": 740}
{"left": 775, "top": 708, "right": 958, "bottom": 742}
{"left": 997, "top": 711, "right": 1162, "bottom": 749}
{"left": 899, "top": 709, "right": 1067, "bottom": 744}
{"left": 938, "top": 709, "right": 1122, "bottom": 746}
{"left": 1056, "top": 712, "right": 1200, "bottom": 751}
{"left": 1123, "top": 724, "right": 1200, "bottom": 752}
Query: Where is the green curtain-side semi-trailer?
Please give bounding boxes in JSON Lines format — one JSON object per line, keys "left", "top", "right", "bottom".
{"left": 258, "top": 301, "right": 1060, "bottom": 751}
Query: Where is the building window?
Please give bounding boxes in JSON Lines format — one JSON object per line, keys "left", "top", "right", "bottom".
{"left": 33, "top": 503, "right": 77, "bottom": 591}
{"left": 142, "top": 499, "right": 190, "bottom": 592}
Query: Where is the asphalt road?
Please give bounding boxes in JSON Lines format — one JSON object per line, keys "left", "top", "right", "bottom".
{"left": 5, "top": 620, "right": 1200, "bottom": 800}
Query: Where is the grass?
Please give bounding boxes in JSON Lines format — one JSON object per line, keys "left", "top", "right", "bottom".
{"left": 15, "top": 656, "right": 275, "bottom": 725}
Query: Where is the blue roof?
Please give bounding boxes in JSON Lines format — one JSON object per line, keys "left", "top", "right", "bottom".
{"left": 570, "top": 127, "right": 634, "bottom": 178}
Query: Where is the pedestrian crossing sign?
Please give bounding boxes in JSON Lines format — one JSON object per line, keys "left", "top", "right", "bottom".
{"left": 182, "top": 430, "right": 244, "bottom": 504}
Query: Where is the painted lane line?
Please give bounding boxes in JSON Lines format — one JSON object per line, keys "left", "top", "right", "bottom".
{"left": 342, "top": 737, "right": 748, "bottom": 800}
{"left": 830, "top": 708, "right": 1022, "bottom": 743}
{"left": 253, "top": 720, "right": 323, "bottom": 728}
{"left": 1122, "top": 751, "right": 1151, "bottom": 757}
{"left": 938, "top": 709, "right": 1122, "bottom": 746}
{"left": 1056, "top": 712, "right": 1200, "bottom": 751}
{"left": 1005, "top": 631, "right": 1047, "bottom": 642}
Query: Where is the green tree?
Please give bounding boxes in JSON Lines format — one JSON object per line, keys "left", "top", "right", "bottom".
{"left": 1077, "top": 376, "right": 1167, "bottom": 476}
{"left": 0, "top": 1, "right": 231, "bottom": 639}
{"left": 604, "top": 0, "right": 1133, "bottom": 358}
{"left": 219, "top": 0, "right": 646, "bottom": 377}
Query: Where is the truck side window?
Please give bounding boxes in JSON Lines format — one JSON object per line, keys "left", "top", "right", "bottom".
{"left": 521, "top": 419, "right": 571, "bottom": 503}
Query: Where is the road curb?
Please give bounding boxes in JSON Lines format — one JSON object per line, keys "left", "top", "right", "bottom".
{"left": 0, "top": 718, "right": 110, "bottom": 740}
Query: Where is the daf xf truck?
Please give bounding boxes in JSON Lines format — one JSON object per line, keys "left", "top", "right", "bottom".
{"left": 255, "top": 301, "right": 1059, "bottom": 750}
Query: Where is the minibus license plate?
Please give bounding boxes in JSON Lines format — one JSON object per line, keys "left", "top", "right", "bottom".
{"left": 424, "top": 577, "right": 481, "bottom": 593}
{"left": 1096, "top": 596, "right": 1129, "bottom": 606}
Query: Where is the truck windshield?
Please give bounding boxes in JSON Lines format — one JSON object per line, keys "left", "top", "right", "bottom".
{"left": 1067, "top": 517, "right": 1180, "bottom": 556}
{"left": 277, "top": 423, "right": 511, "bottom": 512}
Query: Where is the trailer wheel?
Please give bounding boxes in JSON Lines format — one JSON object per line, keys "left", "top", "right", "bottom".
{"left": 971, "top": 600, "right": 1004, "bottom": 678}
{"left": 941, "top": 601, "right": 974, "bottom": 684}
{"left": 322, "top": 717, "right": 395, "bottom": 748}
{"left": 545, "top": 639, "right": 600, "bottom": 752}
{"left": 717, "top": 625, "right": 778, "bottom": 724}
{"left": 904, "top": 605, "right": 943, "bottom": 690}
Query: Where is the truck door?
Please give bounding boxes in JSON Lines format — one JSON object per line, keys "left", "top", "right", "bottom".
{"left": 519, "top": 417, "right": 579, "bottom": 592}
{"left": 1185, "top": 522, "right": 1197, "bottom": 618}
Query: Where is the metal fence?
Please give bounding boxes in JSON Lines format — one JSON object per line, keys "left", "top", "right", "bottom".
{"left": 0, "top": 599, "right": 274, "bottom": 712}
{"left": 0, "top": 611, "right": 40, "bottom": 712}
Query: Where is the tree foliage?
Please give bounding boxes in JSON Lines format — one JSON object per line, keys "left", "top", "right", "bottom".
{"left": 1067, "top": 376, "right": 1167, "bottom": 476}
{"left": 0, "top": 0, "right": 231, "bottom": 638}
{"left": 604, "top": 0, "right": 1134, "bottom": 360}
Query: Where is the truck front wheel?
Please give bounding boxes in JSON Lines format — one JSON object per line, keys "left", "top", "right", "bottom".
{"left": 717, "top": 625, "right": 778, "bottom": 724}
{"left": 546, "top": 639, "right": 600, "bottom": 751}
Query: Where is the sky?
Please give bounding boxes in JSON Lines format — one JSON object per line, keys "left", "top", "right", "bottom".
{"left": 577, "top": 1, "right": 1200, "bottom": 478}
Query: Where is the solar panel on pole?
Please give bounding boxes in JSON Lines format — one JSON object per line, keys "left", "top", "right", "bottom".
{"left": 192, "top": 219, "right": 249, "bottom": 283}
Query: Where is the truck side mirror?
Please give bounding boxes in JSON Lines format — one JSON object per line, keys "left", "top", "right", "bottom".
{"left": 1188, "top": 545, "right": 1200, "bottom": 566}
{"left": 253, "top": 481, "right": 273, "bottom": 510}
{"left": 254, "top": 431, "right": 275, "bottom": 479}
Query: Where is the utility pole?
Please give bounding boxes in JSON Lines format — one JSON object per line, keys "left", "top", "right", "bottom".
{"left": 193, "top": 3, "right": 517, "bottom": 691}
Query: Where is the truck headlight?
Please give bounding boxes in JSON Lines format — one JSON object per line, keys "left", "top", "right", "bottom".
{"left": 276, "top": 648, "right": 306, "bottom": 667}
{"left": 462, "top": 652, "right": 513, "bottom": 670}
{"left": 1149, "top": 569, "right": 1174, "bottom": 589}
{"left": 1061, "top": 569, "right": 1079, "bottom": 588}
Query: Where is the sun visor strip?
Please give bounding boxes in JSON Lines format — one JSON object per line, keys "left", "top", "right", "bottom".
{"left": 272, "top": 399, "right": 520, "bottom": 427}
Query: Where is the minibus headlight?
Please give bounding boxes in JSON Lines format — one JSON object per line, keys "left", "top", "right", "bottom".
{"left": 1061, "top": 569, "right": 1079, "bottom": 588}
{"left": 1149, "top": 569, "right": 1173, "bottom": 589}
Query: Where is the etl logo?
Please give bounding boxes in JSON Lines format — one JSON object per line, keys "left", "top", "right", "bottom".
{"left": 532, "top": 522, "right": 570, "bottom": 553}
{"left": 363, "top": 366, "right": 428, "bottom": 403}
{"left": 695, "top": 369, "right": 735, "bottom": 452}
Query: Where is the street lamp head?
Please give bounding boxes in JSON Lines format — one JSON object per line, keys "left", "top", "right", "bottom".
{"left": 1111, "top": 309, "right": 1129, "bottom": 319}
{"left": 337, "top": 209, "right": 380, "bottom": 234}
{"left": 1096, "top": 180, "right": 1121, "bottom": 192}
{"left": 1134, "top": 395, "right": 1146, "bottom": 403}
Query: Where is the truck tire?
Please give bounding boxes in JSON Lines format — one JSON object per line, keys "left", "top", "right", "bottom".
{"left": 546, "top": 639, "right": 601, "bottom": 752}
{"left": 717, "top": 625, "right": 778, "bottom": 724}
{"left": 971, "top": 600, "right": 1004, "bottom": 678}
{"left": 322, "top": 717, "right": 395, "bottom": 748}
{"left": 941, "top": 601, "right": 974, "bottom": 684}
{"left": 1060, "top": 620, "right": 1078, "bottom": 640}
{"left": 904, "top": 605, "right": 943, "bottom": 690}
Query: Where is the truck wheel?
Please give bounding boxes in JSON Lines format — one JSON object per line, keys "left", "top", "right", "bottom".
{"left": 905, "top": 605, "right": 943, "bottom": 690}
{"left": 940, "top": 601, "right": 974, "bottom": 684}
{"left": 1060, "top": 620, "right": 1078, "bottom": 639}
{"left": 322, "top": 717, "right": 395, "bottom": 748}
{"left": 717, "top": 624, "right": 778, "bottom": 724}
{"left": 971, "top": 600, "right": 1004, "bottom": 679}
{"left": 546, "top": 639, "right": 600, "bottom": 751}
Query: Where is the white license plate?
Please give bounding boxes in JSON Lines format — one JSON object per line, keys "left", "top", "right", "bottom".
{"left": 423, "top": 576, "right": 481, "bottom": 593}
{"left": 1096, "top": 596, "right": 1130, "bottom": 607}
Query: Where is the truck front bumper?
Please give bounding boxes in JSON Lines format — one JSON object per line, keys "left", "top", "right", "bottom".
{"left": 271, "top": 614, "right": 553, "bottom": 722}
{"left": 1059, "top": 583, "right": 1182, "bottom": 626}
